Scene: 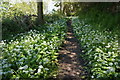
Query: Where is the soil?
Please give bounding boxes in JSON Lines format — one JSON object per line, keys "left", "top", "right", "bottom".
{"left": 57, "top": 26, "right": 87, "bottom": 80}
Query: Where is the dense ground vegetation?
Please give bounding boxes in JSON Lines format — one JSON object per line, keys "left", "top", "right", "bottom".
{"left": 1, "top": 19, "right": 66, "bottom": 79}
{"left": 73, "top": 19, "right": 119, "bottom": 79}
{"left": 72, "top": 3, "right": 120, "bottom": 79}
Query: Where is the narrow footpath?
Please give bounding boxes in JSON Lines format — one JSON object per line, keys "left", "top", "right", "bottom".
{"left": 57, "top": 26, "right": 87, "bottom": 80}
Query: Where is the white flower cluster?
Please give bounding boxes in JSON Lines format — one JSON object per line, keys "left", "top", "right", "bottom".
{"left": 73, "top": 19, "right": 119, "bottom": 79}
{"left": 1, "top": 19, "right": 66, "bottom": 79}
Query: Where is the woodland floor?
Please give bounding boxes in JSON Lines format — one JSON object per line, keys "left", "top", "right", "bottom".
{"left": 56, "top": 26, "right": 87, "bottom": 80}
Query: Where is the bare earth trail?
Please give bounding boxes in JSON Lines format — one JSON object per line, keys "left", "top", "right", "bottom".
{"left": 57, "top": 26, "right": 87, "bottom": 80}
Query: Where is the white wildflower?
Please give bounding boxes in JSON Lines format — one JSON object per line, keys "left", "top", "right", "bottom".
{"left": 19, "top": 62, "right": 23, "bottom": 64}
{"left": 37, "top": 69, "right": 41, "bottom": 73}
{"left": 107, "top": 67, "right": 115, "bottom": 72}
{"left": 18, "top": 54, "right": 21, "bottom": 57}
{"left": 45, "top": 68, "right": 49, "bottom": 71}
{"left": 39, "top": 65, "right": 43, "bottom": 69}
{"left": 109, "top": 63, "right": 113, "bottom": 66}
{"left": 105, "top": 45, "right": 110, "bottom": 48}
{"left": 19, "top": 58, "right": 24, "bottom": 61}
{"left": 0, "top": 72, "right": 3, "bottom": 75}
{"left": 39, "top": 62, "right": 42, "bottom": 64}
{"left": 96, "top": 48, "right": 103, "bottom": 53}
{"left": 114, "top": 62, "right": 118, "bottom": 65}
{"left": 0, "top": 41, "right": 5, "bottom": 45}
{"left": 31, "top": 75, "right": 34, "bottom": 78}
{"left": 91, "top": 76, "right": 94, "bottom": 78}
{"left": 7, "top": 71, "right": 13, "bottom": 73}
{"left": 23, "top": 70, "right": 29, "bottom": 73}
{"left": 29, "top": 45, "right": 33, "bottom": 48}
{"left": 19, "top": 65, "right": 28, "bottom": 70}
{"left": 13, "top": 48, "right": 20, "bottom": 52}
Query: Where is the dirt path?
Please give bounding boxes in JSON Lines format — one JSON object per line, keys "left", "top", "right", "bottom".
{"left": 57, "top": 26, "right": 87, "bottom": 80}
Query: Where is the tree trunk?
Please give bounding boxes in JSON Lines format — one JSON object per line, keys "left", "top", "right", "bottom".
{"left": 60, "top": 0, "right": 64, "bottom": 14}
{"left": 37, "top": 1, "right": 44, "bottom": 25}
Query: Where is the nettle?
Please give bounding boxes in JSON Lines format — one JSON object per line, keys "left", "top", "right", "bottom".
{"left": 1, "top": 19, "right": 66, "bottom": 79}
{"left": 72, "top": 19, "right": 120, "bottom": 80}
